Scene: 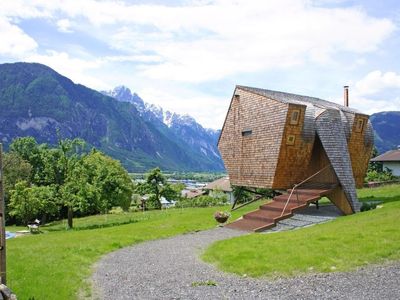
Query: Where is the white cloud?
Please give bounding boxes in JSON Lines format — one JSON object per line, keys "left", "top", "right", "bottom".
{"left": 138, "top": 85, "right": 229, "bottom": 129}
{"left": 332, "top": 70, "right": 400, "bottom": 115}
{"left": 2, "top": 1, "right": 395, "bottom": 83}
{"left": 354, "top": 70, "right": 400, "bottom": 96}
{"left": 56, "top": 18, "right": 73, "bottom": 33}
{"left": 26, "top": 50, "right": 108, "bottom": 89}
{"left": 102, "top": 0, "right": 395, "bottom": 82}
{"left": 0, "top": 17, "right": 38, "bottom": 56}
{"left": 343, "top": 94, "right": 400, "bottom": 115}
{"left": 104, "top": 54, "right": 163, "bottom": 63}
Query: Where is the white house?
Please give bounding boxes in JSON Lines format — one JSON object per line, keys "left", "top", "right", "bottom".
{"left": 371, "top": 148, "right": 400, "bottom": 176}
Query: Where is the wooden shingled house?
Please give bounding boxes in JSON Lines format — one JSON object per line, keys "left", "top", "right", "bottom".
{"left": 218, "top": 85, "right": 374, "bottom": 232}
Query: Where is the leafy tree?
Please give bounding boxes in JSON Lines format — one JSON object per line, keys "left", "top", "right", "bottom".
{"left": 133, "top": 168, "right": 180, "bottom": 209}
{"left": 30, "top": 185, "right": 59, "bottom": 223}
{"left": 161, "top": 185, "right": 179, "bottom": 202}
{"left": 6, "top": 135, "right": 135, "bottom": 227}
{"left": 8, "top": 181, "right": 59, "bottom": 225}
{"left": 9, "top": 137, "right": 45, "bottom": 184}
{"left": 57, "top": 138, "right": 85, "bottom": 228}
{"left": 8, "top": 181, "right": 37, "bottom": 225}
{"left": 79, "top": 151, "right": 133, "bottom": 212}
{"left": 367, "top": 146, "right": 382, "bottom": 173}
{"left": 144, "top": 167, "right": 166, "bottom": 209}
{"left": 3, "top": 152, "right": 32, "bottom": 202}
{"left": 61, "top": 150, "right": 133, "bottom": 227}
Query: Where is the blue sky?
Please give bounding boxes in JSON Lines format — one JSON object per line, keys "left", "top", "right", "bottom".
{"left": 1, "top": 0, "right": 399, "bottom": 128}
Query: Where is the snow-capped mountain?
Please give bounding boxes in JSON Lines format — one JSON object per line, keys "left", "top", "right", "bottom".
{"left": 102, "top": 86, "right": 224, "bottom": 170}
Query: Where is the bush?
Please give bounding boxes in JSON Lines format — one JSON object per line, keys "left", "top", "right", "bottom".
{"left": 176, "top": 195, "right": 226, "bottom": 208}
{"left": 360, "top": 201, "right": 382, "bottom": 212}
{"left": 365, "top": 168, "right": 396, "bottom": 183}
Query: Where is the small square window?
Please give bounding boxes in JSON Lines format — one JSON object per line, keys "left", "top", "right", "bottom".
{"left": 355, "top": 119, "right": 364, "bottom": 133}
{"left": 290, "top": 110, "right": 300, "bottom": 125}
{"left": 242, "top": 129, "right": 252, "bottom": 137}
{"left": 286, "top": 134, "right": 296, "bottom": 145}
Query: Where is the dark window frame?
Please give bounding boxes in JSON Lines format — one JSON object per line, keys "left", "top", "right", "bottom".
{"left": 290, "top": 109, "right": 300, "bottom": 125}
{"left": 242, "top": 129, "right": 252, "bottom": 137}
{"left": 355, "top": 119, "right": 364, "bottom": 133}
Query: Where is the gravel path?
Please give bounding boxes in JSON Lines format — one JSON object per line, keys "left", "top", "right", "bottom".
{"left": 92, "top": 207, "right": 400, "bottom": 300}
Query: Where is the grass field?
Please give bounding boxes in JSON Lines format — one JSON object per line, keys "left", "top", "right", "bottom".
{"left": 202, "top": 184, "right": 400, "bottom": 278}
{"left": 6, "top": 200, "right": 266, "bottom": 299}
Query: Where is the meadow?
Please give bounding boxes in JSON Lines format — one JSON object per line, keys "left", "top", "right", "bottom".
{"left": 6, "top": 184, "right": 400, "bottom": 299}
{"left": 203, "top": 184, "right": 400, "bottom": 277}
{"left": 6, "top": 201, "right": 263, "bottom": 299}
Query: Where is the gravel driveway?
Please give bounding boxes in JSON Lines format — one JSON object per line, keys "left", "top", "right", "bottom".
{"left": 92, "top": 224, "right": 400, "bottom": 300}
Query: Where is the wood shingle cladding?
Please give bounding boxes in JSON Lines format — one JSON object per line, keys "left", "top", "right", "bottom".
{"left": 218, "top": 85, "right": 374, "bottom": 214}
{"left": 218, "top": 89, "right": 288, "bottom": 188}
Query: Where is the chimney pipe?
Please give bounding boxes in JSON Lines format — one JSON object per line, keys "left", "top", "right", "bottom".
{"left": 344, "top": 85, "right": 349, "bottom": 107}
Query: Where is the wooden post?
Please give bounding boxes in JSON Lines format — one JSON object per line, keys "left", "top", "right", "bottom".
{"left": 0, "top": 143, "right": 6, "bottom": 284}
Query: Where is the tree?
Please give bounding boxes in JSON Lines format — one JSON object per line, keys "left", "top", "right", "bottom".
{"left": 61, "top": 150, "right": 133, "bottom": 227}
{"left": 6, "top": 135, "right": 135, "bottom": 228}
{"left": 8, "top": 181, "right": 59, "bottom": 225}
{"left": 144, "top": 168, "right": 166, "bottom": 209}
{"left": 80, "top": 151, "right": 133, "bottom": 212}
{"left": 367, "top": 146, "right": 382, "bottom": 173}
{"left": 55, "top": 138, "right": 85, "bottom": 228}
{"left": 9, "top": 137, "right": 45, "bottom": 184}
{"left": 8, "top": 181, "right": 40, "bottom": 225}
{"left": 3, "top": 152, "right": 32, "bottom": 202}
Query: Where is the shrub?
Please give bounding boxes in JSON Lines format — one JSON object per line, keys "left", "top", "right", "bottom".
{"left": 365, "top": 168, "right": 396, "bottom": 183}
{"left": 176, "top": 195, "right": 225, "bottom": 208}
{"left": 361, "top": 201, "right": 382, "bottom": 212}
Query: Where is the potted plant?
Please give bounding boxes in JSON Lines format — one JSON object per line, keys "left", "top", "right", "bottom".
{"left": 214, "top": 211, "right": 230, "bottom": 223}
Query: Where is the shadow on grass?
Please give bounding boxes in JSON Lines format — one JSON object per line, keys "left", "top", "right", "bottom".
{"left": 359, "top": 195, "right": 400, "bottom": 204}
{"left": 44, "top": 219, "right": 139, "bottom": 232}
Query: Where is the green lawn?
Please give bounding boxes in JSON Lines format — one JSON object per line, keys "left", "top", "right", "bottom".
{"left": 202, "top": 184, "right": 400, "bottom": 278}
{"left": 6, "top": 200, "right": 266, "bottom": 299}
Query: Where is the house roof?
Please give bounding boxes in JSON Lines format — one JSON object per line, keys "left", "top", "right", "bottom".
{"left": 204, "top": 177, "right": 232, "bottom": 192}
{"left": 237, "top": 85, "right": 362, "bottom": 115}
{"left": 182, "top": 189, "right": 205, "bottom": 198}
{"left": 371, "top": 149, "right": 400, "bottom": 162}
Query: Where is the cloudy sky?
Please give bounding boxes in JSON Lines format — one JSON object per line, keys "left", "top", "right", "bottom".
{"left": 1, "top": 0, "right": 399, "bottom": 128}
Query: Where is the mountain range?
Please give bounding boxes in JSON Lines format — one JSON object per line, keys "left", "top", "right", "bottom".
{"left": 370, "top": 111, "right": 400, "bottom": 153}
{"left": 0, "top": 62, "right": 398, "bottom": 173}
{"left": 0, "top": 62, "right": 224, "bottom": 172}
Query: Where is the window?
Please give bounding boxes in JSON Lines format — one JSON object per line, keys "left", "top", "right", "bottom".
{"left": 286, "top": 134, "right": 296, "bottom": 145}
{"left": 290, "top": 109, "right": 300, "bottom": 125}
{"left": 242, "top": 129, "right": 252, "bottom": 137}
{"left": 355, "top": 119, "right": 364, "bottom": 133}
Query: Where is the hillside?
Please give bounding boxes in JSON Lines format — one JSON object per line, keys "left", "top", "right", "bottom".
{"left": 0, "top": 62, "right": 224, "bottom": 172}
{"left": 370, "top": 111, "right": 400, "bottom": 154}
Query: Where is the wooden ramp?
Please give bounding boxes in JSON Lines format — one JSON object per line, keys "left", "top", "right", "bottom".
{"left": 225, "top": 185, "right": 336, "bottom": 232}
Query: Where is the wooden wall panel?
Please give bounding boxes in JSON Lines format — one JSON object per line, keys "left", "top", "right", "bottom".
{"left": 327, "top": 186, "right": 354, "bottom": 215}
{"left": 273, "top": 104, "right": 315, "bottom": 188}
{"left": 348, "top": 114, "right": 374, "bottom": 188}
{"left": 218, "top": 87, "right": 288, "bottom": 188}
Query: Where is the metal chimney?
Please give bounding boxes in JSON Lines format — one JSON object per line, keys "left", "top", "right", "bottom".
{"left": 344, "top": 85, "right": 349, "bottom": 107}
